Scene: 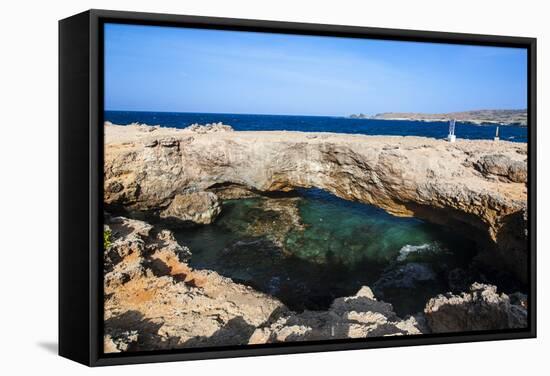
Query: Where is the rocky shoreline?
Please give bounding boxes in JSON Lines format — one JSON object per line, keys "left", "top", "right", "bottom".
{"left": 350, "top": 109, "right": 527, "bottom": 126}
{"left": 104, "top": 122, "right": 527, "bottom": 281}
{"left": 104, "top": 215, "right": 527, "bottom": 352}
{"left": 103, "top": 122, "right": 528, "bottom": 352}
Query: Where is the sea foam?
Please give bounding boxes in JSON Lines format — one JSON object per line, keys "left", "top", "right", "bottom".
{"left": 397, "top": 243, "right": 438, "bottom": 261}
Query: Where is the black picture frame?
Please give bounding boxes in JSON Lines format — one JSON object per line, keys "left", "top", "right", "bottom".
{"left": 59, "top": 9, "right": 537, "bottom": 367}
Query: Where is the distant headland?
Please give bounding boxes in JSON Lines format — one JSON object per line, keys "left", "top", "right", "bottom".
{"left": 349, "top": 109, "right": 527, "bottom": 126}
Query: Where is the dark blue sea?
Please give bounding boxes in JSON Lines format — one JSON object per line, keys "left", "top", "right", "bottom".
{"left": 105, "top": 111, "right": 527, "bottom": 143}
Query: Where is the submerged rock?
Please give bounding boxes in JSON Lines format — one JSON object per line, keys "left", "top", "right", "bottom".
{"left": 208, "top": 183, "right": 259, "bottom": 200}
{"left": 373, "top": 263, "right": 437, "bottom": 291}
{"left": 160, "top": 191, "right": 221, "bottom": 225}
{"left": 424, "top": 282, "right": 528, "bottom": 332}
{"left": 372, "top": 262, "right": 441, "bottom": 316}
{"left": 103, "top": 216, "right": 528, "bottom": 352}
{"left": 245, "top": 197, "right": 304, "bottom": 246}
{"left": 104, "top": 123, "right": 528, "bottom": 281}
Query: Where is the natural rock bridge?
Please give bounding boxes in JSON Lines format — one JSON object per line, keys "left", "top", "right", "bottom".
{"left": 104, "top": 123, "right": 528, "bottom": 281}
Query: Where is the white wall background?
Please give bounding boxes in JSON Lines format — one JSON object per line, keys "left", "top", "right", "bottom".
{"left": 0, "top": 0, "right": 546, "bottom": 374}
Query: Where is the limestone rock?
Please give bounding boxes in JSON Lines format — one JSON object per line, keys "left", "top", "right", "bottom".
{"left": 103, "top": 216, "right": 527, "bottom": 352}
{"left": 104, "top": 122, "right": 528, "bottom": 280}
{"left": 103, "top": 216, "right": 286, "bottom": 353}
{"left": 159, "top": 137, "right": 179, "bottom": 148}
{"left": 160, "top": 191, "right": 221, "bottom": 225}
{"left": 474, "top": 154, "right": 527, "bottom": 183}
{"left": 424, "top": 282, "right": 528, "bottom": 332}
{"left": 248, "top": 286, "right": 425, "bottom": 344}
{"left": 103, "top": 330, "right": 139, "bottom": 353}
{"left": 104, "top": 216, "right": 191, "bottom": 289}
{"left": 143, "top": 140, "right": 158, "bottom": 148}
{"left": 183, "top": 122, "right": 234, "bottom": 133}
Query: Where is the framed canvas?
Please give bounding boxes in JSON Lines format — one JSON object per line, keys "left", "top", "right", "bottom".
{"left": 59, "top": 9, "right": 536, "bottom": 366}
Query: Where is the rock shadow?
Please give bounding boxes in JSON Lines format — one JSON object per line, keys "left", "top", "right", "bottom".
{"left": 495, "top": 210, "right": 528, "bottom": 283}
{"left": 104, "top": 310, "right": 180, "bottom": 352}
{"left": 180, "top": 316, "right": 258, "bottom": 348}
{"left": 425, "top": 299, "right": 528, "bottom": 333}
{"left": 105, "top": 312, "right": 263, "bottom": 352}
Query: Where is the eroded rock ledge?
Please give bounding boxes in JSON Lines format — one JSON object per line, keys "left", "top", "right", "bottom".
{"left": 103, "top": 216, "right": 527, "bottom": 352}
{"left": 104, "top": 123, "right": 527, "bottom": 280}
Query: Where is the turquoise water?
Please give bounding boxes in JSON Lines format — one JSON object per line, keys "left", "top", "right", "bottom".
{"left": 175, "top": 189, "right": 479, "bottom": 316}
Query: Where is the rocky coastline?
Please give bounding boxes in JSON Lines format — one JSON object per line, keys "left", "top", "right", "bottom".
{"left": 104, "top": 215, "right": 527, "bottom": 352}
{"left": 104, "top": 122, "right": 527, "bottom": 280}
{"left": 103, "top": 122, "right": 528, "bottom": 352}
{"left": 350, "top": 109, "right": 527, "bottom": 126}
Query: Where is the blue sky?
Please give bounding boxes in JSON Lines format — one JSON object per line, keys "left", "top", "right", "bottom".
{"left": 104, "top": 23, "right": 527, "bottom": 116}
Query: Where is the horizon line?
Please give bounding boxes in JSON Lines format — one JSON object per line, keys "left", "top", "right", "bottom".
{"left": 104, "top": 107, "right": 527, "bottom": 118}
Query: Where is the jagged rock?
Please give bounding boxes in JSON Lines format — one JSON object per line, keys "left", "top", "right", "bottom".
{"left": 103, "top": 216, "right": 431, "bottom": 352}
{"left": 183, "top": 122, "right": 234, "bottom": 133}
{"left": 509, "top": 292, "right": 528, "bottom": 308}
{"left": 103, "top": 216, "right": 286, "bottom": 353}
{"left": 208, "top": 183, "right": 259, "bottom": 200}
{"left": 160, "top": 191, "right": 221, "bottom": 225}
{"left": 159, "top": 137, "right": 179, "bottom": 148}
{"left": 355, "top": 286, "right": 376, "bottom": 299}
{"left": 424, "top": 283, "right": 527, "bottom": 332}
{"left": 105, "top": 180, "right": 124, "bottom": 193}
{"left": 474, "top": 154, "right": 527, "bottom": 183}
{"left": 103, "top": 216, "right": 191, "bottom": 289}
{"left": 248, "top": 285, "right": 426, "bottom": 344}
{"left": 104, "top": 123, "right": 527, "bottom": 280}
{"left": 104, "top": 330, "right": 139, "bottom": 353}
{"left": 103, "top": 217, "right": 528, "bottom": 352}
{"left": 144, "top": 140, "right": 158, "bottom": 148}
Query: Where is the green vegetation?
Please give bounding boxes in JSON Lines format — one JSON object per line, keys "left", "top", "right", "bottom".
{"left": 104, "top": 228, "right": 112, "bottom": 250}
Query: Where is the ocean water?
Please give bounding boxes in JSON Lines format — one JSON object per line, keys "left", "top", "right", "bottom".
{"left": 175, "top": 189, "right": 479, "bottom": 316}
{"left": 105, "top": 110, "right": 527, "bottom": 142}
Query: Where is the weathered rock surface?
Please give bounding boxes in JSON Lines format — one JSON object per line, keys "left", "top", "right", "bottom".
{"left": 104, "top": 216, "right": 192, "bottom": 290}
{"left": 160, "top": 191, "right": 221, "bottom": 225}
{"left": 103, "top": 216, "right": 285, "bottom": 352}
{"left": 249, "top": 286, "right": 427, "bottom": 343}
{"left": 104, "top": 123, "right": 527, "bottom": 280}
{"left": 424, "top": 282, "right": 528, "bottom": 332}
{"left": 183, "top": 122, "right": 234, "bottom": 133}
{"left": 103, "top": 216, "right": 527, "bottom": 352}
{"left": 474, "top": 154, "right": 527, "bottom": 183}
{"left": 104, "top": 216, "right": 434, "bottom": 352}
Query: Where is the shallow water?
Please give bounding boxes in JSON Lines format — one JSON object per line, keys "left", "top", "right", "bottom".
{"left": 175, "top": 189, "right": 479, "bottom": 316}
